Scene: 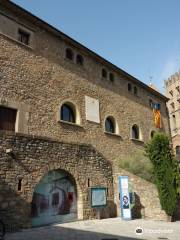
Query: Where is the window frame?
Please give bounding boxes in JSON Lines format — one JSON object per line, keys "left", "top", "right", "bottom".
{"left": 128, "top": 83, "right": 132, "bottom": 92}
{"left": 150, "top": 130, "right": 156, "bottom": 139}
{"left": 76, "top": 54, "right": 84, "bottom": 66}
{"left": 65, "top": 48, "right": 74, "bottom": 61}
{"left": 18, "top": 28, "right": 30, "bottom": 46}
{"left": 102, "top": 68, "right": 107, "bottom": 79}
{"left": 60, "top": 103, "right": 76, "bottom": 123}
{"left": 109, "top": 72, "right": 114, "bottom": 82}
{"left": 58, "top": 101, "right": 81, "bottom": 126}
{"left": 105, "top": 117, "right": 115, "bottom": 134}
{"left": 134, "top": 86, "right": 138, "bottom": 96}
{"left": 131, "top": 124, "right": 141, "bottom": 140}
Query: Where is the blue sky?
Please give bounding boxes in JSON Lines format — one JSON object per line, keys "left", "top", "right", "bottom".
{"left": 13, "top": 0, "right": 180, "bottom": 94}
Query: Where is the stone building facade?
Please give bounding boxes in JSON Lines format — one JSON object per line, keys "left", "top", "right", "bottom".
{"left": 0, "top": 0, "right": 170, "bottom": 230}
{"left": 165, "top": 72, "right": 180, "bottom": 155}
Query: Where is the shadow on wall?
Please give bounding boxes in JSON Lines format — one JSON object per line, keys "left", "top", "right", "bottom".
{"left": 173, "top": 197, "right": 180, "bottom": 221}
{"left": 0, "top": 177, "right": 31, "bottom": 232}
{"left": 100, "top": 200, "right": 117, "bottom": 219}
{"left": 131, "top": 193, "right": 145, "bottom": 219}
{"left": 6, "top": 224, "right": 146, "bottom": 240}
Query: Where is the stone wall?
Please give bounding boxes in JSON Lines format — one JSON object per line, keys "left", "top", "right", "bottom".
{"left": 113, "top": 168, "right": 167, "bottom": 221}
{"left": 0, "top": 131, "right": 115, "bottom": 230}
{"left": 0, "top": 33, "right": 170, "bottom": 164}
{"left": 0, "top": 1, "right": 171, "bottom": 229}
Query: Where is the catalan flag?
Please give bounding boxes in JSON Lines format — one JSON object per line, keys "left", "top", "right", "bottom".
{"left": 153, "top": 103, "right": 161, "bottom": 128}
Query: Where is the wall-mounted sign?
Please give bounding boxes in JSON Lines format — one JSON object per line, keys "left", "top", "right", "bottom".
{"left": 118, "top": 176, "right": 131, "bottom": 220}
{"left": 91, "top": 187, "right": 107, "bottom": 208}
{"left": 85, "top": 96, "right": 100, "bottom": 123}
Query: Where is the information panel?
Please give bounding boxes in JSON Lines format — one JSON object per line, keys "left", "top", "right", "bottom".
{"left": 91, "top": 187, "right": 107, "bottom": 208}
{"left": 118, "top": 176, "right": 132, "bottom": 220}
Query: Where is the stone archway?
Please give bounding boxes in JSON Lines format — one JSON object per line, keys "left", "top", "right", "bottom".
{"left": 31, "top": 169, "right": 78, "bottom": 227}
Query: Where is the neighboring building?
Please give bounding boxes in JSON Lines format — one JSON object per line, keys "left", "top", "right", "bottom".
{"left": 165, "top": 72, "right": 180, "bottom": 157}
{"left": 0, "top": 0, "right": 170, "bottom": 230}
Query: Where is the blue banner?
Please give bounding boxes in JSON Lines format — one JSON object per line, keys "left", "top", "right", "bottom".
{"left": 118, "top": 176, "right": 132, "bottom": 220}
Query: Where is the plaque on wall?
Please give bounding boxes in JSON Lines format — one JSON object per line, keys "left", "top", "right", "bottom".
{"left": 85, "top": 96, "right": 100, "bottom": 123}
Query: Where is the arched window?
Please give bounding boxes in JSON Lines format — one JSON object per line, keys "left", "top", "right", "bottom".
{"left": 102, "top": 68, "right": 107, "bottom": 78}
{"left": 134, "top": 86, "right": 138, "bottom": 95}
{"left": 76, "top": 54, "right": 84, "bottom": 66}
{"left": 61, "top": 103, "right": 75, "bottom": 123}
{"left": 128, "top": 83, "right": 132, "bottom": 92}
{"left": 105, "top": 117, "right": 115, "bottom": 133}
{"left": 134, "top": 86, "right": 138, "bottom": 96}
{"left": 132, "top": 124, "right": 139, "bottom": 139}
{"left": 66, "top": 48, "right": 74, "bottom": 61}
{"left": 151, "top": 130, "right": 156, "bottom": 139}
{"left": 109, "top": 73, "right": 114, "bottom": 82}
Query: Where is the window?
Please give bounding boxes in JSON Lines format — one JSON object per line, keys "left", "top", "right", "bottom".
{"left": 0, "top": 107, "right": 17, "bottom": 131}
{"left": 109, "top": 73, "right": 114, "bottom": 82}
{"left": 151, "top": 130, "right": 156, "bottom": 139}
{"left": 87, "top": 178, "right": 90, "bottom": 187}
{"left": 128, "top": 83, "right": 132, "bottom": 92}
{"left": 170, "top": 102, "right": 175, "bottom": 110}
{"left": 169, "top": 90, "right": 173, "bottom": 97}
{"left": 149, "top": 99, "right": 154, "bottom": 108}
{"left": 134, "top": 86, "right": 138, "bottom": 96}
{"left": 66, "top": 48, "right": 74, "bottom": 61}
{"left": 132, "top": 124, "right": 139, "bottom": 139}
{"left": 172, "top": 114, "right": 176, "bottom": 125}
{"left": 76, "top": 54, "right": 84, "bottom": 66}
{"left": 176, "top": 146, "right": 180, "bottom": 155}
{"left": 102, "top": 68, "right": 107, "bottom": 78}
{"left": 18, "top": 29, "right": 30, "bottom": 45}
{"left": 176, "top": 86, "right": 180, "bottom": 93}
{"left": 18, "top": 179, "right": 22, "bottom": 191}
{"left": 105, "top": 117, "right": 115, "bottom": 133}
{"left": 61, "top": 103, "right": 75, "bottom": 123}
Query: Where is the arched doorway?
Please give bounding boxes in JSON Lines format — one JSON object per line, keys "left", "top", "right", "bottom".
{"left": 31, "top": 169, "right": 77, "bottom": 227}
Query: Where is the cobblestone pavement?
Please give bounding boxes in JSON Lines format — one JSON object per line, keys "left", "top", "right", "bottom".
{"left": 5, "top": 218, "right": 180, "bottom": 240}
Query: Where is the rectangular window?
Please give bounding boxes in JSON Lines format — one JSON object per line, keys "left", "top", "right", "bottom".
{"left": 176, "top": 146, "right": 180, "bottom": 155}
{"left": 0, "top": 107, "right": 17, "bottom": 131}
{"left": 176, "top": 86, "right": 180, "bottom": 93}
{"left": 169, "top": 90, "right": 173, "bottom": 97}
{"left": 18, "top": 29, "right": 30, "bottom": 45}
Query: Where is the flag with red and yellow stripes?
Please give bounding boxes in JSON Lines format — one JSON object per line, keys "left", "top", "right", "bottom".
{"left": 153, "top": 103, "right": 161, "bottom": 129}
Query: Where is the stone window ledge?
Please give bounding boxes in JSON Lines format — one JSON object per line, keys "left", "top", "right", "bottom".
{"left": 104, "top": 131, "right": 121, "bottom": 138}
{"left": 59, "top": 120, "right": 83, "bottom": 128}
{"left": 130, "top": 138, "right": 144, "bottom": 143}
{"left": 0, "top": 31, "right": 33, "bottom": 51}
